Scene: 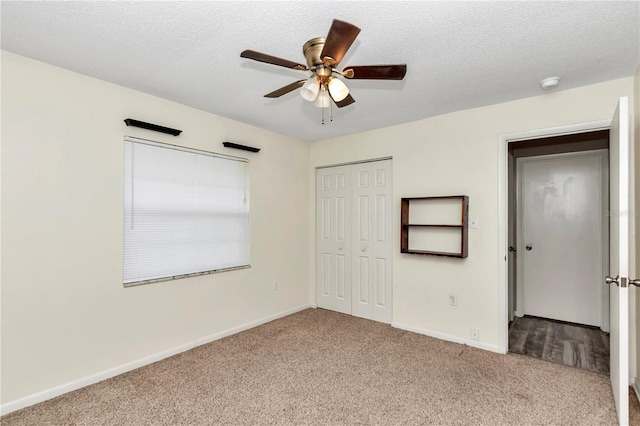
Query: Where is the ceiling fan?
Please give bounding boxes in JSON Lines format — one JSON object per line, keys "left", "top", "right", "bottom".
{"left": 240, "top": 19, "right": 407, "bottom": 123}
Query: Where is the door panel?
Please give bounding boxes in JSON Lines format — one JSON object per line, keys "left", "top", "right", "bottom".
{"left": 370, "top": 162, "right": 393, "bottom": 322}
{"left": 609, "top": 97, "right": 630, "bottom": 425}
{"left": 376, "top": 195, "right": 386, "bottom": 242}
{"left": 321, "top": 198, "right": 330, "bottom": 240}
{"left": 336, "top": 197, "right": 345, "bottom": 240}
{"left": 321, "top": 253, "right": 330, "bottom": 296}
{"left": 352, "top": 163, "right": 373, "bottom": 320}
{"left": 358, "top": 195, "right": 369, "bottom": 242}
{"left": 357, "top": 257, "right": 369, "bottom": 303}
{"left": 352, "top": 160, "right": 393, "bottom": 323}
{"left": 316, "top": 166, "right": 352, "bottom": 314}
{"left": 375, "top": 258, "right": 386, "bottom": 307}
{"left": 336, "top": 254, "right": 346, "bottom": 299}
{"left": 519, "top": 152, "right": 607, "bottom": 326}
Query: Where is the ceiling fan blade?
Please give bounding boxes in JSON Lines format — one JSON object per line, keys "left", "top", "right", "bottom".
{"left": 343, "top": 65, "right": 407, "bottom": 80}
{"left": 320, "top": 19, "right": 361, "bottom": 66}
{"left": 264, "top": 80, "right": 306, "bottom": 98}
{"left": 241, "top": 50, "right": 307, "bottom": 70}
{"left": 332, "top": 93, "right": 355, "bottom": 108}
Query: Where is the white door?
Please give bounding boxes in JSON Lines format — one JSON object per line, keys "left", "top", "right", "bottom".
{"left": 316, "top": 160, "right": 393, "bottom": 323}
{"left": 316, "top": 165, "right": 352, "bottom": 314}
{"left": 518, "top": 151, "right": 608, "bottom": 327}
{"left": 351, "top": 160, "right": 393, "bottom": 323}
{"left": 607, "top": 97, "right": 630, "bottom": 426}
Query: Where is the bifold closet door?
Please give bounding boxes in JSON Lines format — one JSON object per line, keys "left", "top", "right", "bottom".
{"left": 351, "top": 160, "right": 393, "bottom": 323}
{"left": 316, "top": 165, "right": 352, "bottom": 314}
{"left": 316, "top": 160, "right": 393, "bottom": 324}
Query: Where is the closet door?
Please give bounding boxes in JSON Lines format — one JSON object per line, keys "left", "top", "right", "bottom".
{"left": 351, "top": 160, "right": 393, "bottom": 324}
{"left": 316, "top": 165, "right": 352, "bottom": 314}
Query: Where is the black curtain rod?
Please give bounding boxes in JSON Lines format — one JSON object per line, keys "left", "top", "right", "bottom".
{"left": 223, "top": 142, "right": 260, "bottom": 153}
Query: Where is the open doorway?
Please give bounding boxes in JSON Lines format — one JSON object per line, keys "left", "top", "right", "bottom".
{"left": 506, "top": 130, "right": 611, "bottom": 374}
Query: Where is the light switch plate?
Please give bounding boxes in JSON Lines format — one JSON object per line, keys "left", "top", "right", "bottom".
{"left": 470, "top": 218, "right": 479, "bottom": 229}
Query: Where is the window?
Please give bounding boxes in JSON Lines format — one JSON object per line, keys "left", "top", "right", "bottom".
{"left": 123, "top": 137, "right": 250, "bottom": 286}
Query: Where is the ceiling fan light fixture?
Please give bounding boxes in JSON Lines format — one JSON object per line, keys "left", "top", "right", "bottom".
{"left": 328, "top": 77, "right": 349, "bottom": 102}
{"left": 300, "top": 77, "right": 320, "bottom": 101}
{"left": 314, "top": 89, "right": 331, "bottom": 108}
{"left": 241, "top": 19, "right": 407, "bottom": 121}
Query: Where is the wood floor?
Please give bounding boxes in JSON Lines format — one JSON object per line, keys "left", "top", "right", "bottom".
{"left": 508, "top": 315, "right": 610, "bottom": 374}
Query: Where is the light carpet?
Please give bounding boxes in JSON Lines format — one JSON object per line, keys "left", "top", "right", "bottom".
{"left": 3, "top": 308, "right": 637, "bottom": 425}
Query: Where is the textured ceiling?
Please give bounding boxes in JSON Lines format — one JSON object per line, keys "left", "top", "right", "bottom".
{"left": 2, "top": 1, "right": 638, "bottom": 142}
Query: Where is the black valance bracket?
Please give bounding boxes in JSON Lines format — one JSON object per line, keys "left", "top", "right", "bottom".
{"left": 222, "top": 142, "right": 260, "bottom": 153}
{"left": 124, "top": 119, "right": 182, "bottom": 136}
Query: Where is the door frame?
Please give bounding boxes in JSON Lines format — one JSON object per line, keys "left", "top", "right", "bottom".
{"left": 515, "top": 150, "right": 609, "bottom": 329}
{"left": 497, "top": 119, "right": 611, "bottom": 354}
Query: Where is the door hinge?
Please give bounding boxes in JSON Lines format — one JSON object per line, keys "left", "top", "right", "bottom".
{"left": 620, "top": 277, "right": 627, "bottom": 288}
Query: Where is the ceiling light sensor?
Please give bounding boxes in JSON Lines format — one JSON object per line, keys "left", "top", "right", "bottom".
{"left": 540, "top": 76, "right": 560, "bottom": 91}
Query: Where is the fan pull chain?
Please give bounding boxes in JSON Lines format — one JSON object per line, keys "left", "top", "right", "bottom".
{"left": 321, "top": 105, "right": 325, "bottom": 125}
{"left": 330, "top": 98, "right": 334, "bottom": 122}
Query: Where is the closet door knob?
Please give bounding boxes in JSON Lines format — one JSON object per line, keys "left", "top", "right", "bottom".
{"left": 361, "top": 247, "right": 366, "bottom": 252}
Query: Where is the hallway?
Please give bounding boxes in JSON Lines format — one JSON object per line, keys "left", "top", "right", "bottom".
{"left": 509, "top": 315, "right": 609, "bottom": 374}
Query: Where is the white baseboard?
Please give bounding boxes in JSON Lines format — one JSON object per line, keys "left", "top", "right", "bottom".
{"left": 1, "top": 304, "right": 313, "bottom": 416}
{"left": 633, "top": 378, "right": 640, "bottom": 404}
{"left": 391, "top": 321, "right": 503, "bottom": 354}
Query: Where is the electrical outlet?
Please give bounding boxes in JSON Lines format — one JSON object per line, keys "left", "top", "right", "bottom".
{"left": 470, "top": 328, "right": 479, "bottom": 340}
{"left": 470, "top": 218, "right": 479, "bottom": 229}
{"left": 449, "top": 294, "right": 457, "bottom": 306}
{"left": 273, "top": 281, "right": 278, "bottom": 291}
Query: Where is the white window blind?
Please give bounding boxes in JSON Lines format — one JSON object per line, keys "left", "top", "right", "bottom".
{"left": 123, "top": 137, "right": 250, "bottom": 286}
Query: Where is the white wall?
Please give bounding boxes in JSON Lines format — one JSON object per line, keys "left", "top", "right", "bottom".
{"left": 309, "top": 77, "right": 635, "bottom": 354}
{"left": 1, "top": 51, "right": 310, "bottom": 405}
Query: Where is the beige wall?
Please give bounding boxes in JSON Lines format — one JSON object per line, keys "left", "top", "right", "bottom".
{"left": 2, "top": 49, "right": 638, "bottom": 409}
{"left": 309, "top": 77, "right": 635, "bottom": 356}
{"left": 1, "top": 51, "right": 310, "bottom": 404}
